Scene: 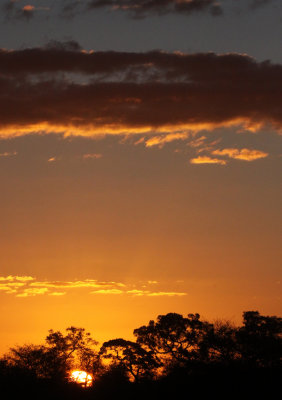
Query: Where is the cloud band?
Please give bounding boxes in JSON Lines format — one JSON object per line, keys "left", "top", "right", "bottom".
{"left": 0, "top": 45, "right": 282, "bottom": 137}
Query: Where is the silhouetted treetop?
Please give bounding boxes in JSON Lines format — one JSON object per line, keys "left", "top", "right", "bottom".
{"left": 133, "top": 312, "right": 213, "bottom": 367}
{"left": 1, "top": 309, "right": 281, "bottom": 399}
{"left": 100, "top": 338, "right": 158, "bottom": 381}
{"left": 237, "top": 311, "right": 282, "bottom": 367}
{"left": 3, "top": 326, "right": 98, "bottom": 380}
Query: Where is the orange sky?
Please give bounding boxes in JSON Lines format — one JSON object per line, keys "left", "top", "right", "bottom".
{"left": 0, "top": 130, "right": 281, "bottom": 354}
{"left": 0, "top": 1, "right": 281, "bottom": 355}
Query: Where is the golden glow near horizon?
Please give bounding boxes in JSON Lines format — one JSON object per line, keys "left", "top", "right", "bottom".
{"left": 0, "top": 48, "right": 281, "bottom": 358}
{"left": 69, "top": 370, "right": 93, "bottom": 387}
{"left": 0, "top": 127, "right": 280, "bottom": 357}
{"left": 0, "top": 0, "right": 281, "bottom": 371}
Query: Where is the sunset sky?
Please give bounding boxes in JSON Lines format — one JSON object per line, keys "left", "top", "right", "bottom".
{"left": 0, "top": 0, "right": 281, "bottom": 354}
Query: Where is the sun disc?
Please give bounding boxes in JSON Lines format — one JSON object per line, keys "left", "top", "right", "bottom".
{"left": 70, "top": 370, "right": 93, "bottom": 387}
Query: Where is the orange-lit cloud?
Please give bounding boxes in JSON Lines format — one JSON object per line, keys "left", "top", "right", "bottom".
{"left": 48, "top": 292, "right": 66, "bottom": 296}
{"left": 0, "top": 282, "right": 25, "bottom": 294}
{"left": 187, "top": 136, "right": 207, "bottom": 148}
{"left": 29, "top": 279, "right": 118, "bottom": 289}
{"left": 146, "top": 291, "right": 187, "bottom": 297}
{"left": 126, "top": 289, "right": 147, "bottom": 295}
{"left": 22, "top": 5, "right": 34, "bottom": 12}
{"left": 145, "top": 133, "right": 189, "bottom": 148}
{"left": 0, "top": 151, "right": 17, "bottom": 157}
{"left": 212, "top": 148, "right": 269, "bottom": 161}
{"left": 126, "top": 289, "right": 187, "bottom": 297}
{"left": 47, "top": 156, "right": 57, "bottom": 162}
{"left": 0, "top": 286, "right": 13, "bottom": 292}
{"left": 3, "top": 1, "right": 50, "bottom": 20}
{"left": 0, "top": 275, "right": 34, "bottom": 282}
{"left": 16, "top": 288, "right": 49, "bottom": 297}
{"left": 2, "top": 283, "right": 25, "bottom": 287}
{"left": 82, "top": 153, "right": 103, "bottom": 159}
{"left": 0, "top": 276, "right": 186, "bottom": 298}
{"left": 91, "top": 289, "right": 124, "bottom": 295}
{"left": 190, "top": 156, "right": 227, "bottom": 165}
{"left": 0, "top": 45, "right": 281, "bottom": 138}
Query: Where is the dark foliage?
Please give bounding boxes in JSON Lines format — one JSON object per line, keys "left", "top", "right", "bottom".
{"left": 0, "top": 310, "right": 281, "bottom": 399}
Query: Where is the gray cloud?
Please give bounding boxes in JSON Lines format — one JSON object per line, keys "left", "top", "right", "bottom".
{"left": 1, "top": 0, "right": 277, "bottom": 22}
{"left": 87, "top": 0, "right": 223, "bottom": 18}
{"left": 2, "top": 0, "right": 223, "bottom": 21}
{"left": 0, "top": 44, "right": 281, "bottom": 137}
{"left": 2, "top": 1, "right": 50, "bottom": 21}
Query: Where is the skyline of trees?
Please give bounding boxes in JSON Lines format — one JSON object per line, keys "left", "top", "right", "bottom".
{"left": 0, "top": 309, "right": 281, "bottom": 399}
{"left": 1, "top": 310, "right": 281, "bottom": 384}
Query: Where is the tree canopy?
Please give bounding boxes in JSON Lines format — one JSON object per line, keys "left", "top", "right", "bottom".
{"left": 0, "top": 310, "right": 281, "bottom": 399}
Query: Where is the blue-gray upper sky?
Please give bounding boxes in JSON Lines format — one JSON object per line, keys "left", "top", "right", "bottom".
{"left": 1, "top": 0, "right": 282, "bottom": 62}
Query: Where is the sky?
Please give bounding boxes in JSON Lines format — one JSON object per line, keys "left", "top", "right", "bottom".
{"left": 0, "top": 0, "right": 281, "bottom": 354}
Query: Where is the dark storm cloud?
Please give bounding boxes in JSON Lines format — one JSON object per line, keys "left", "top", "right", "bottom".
{"left": 0, "top": 43, "right": 282, "bottom": 135}
{"left": 87, "top": 0, "right": 223, "bottom": 18}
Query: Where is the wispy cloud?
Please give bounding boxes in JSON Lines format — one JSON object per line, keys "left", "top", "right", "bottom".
{"left": 212, "top": 148, "right": 269, "bottom": 161}
{"left": 3, "top": 0, "right": 223, "bottom": 21}
{"left": 126, "top": 289, "right": 186, "bottom": 297}
{"left": 87, "top": 0, "right": 223, "bottom": 18}
{"left": 0, "top": 275, "right": 187, "bottom": 298}
{"left": 146, "top": 291, "right": 187, "bottom": 297}
{"left": 190, "top": 156, "right": 227, "bottom": 165}
{"left": 0, "top": 285, "right": 14, "bottom": 291}
{"left": 0, "top": 151, "right": 17, "bottom": 157}
{"left": 0, "top": 282, "right": 24, "bottom": 294}
{"left": 16, "top": 288, "right": 49, "bottom": 297}
{"left": 0, "top": 275, "right": 34, "bottom": 282}
{"left": 1, "top": 0, "right": 277, "bottom": 22}
{"left": 2, "top": 1, "right": 50, "bottom": 20}
{"left": 145, "top": 132, "right": 189, "bottom": 148}
{"left": 29, "top": 279, "right": 121, "bottom": 289}
{"left": 187, "top": 136, "right": 207, "bottom": 148}
{"left": 48, "top": 292, "right": 67, "bottom": 296}
{"left": 82, "top": 153, "right": 103, "bottom": 159}
{"left": 47, "top": 156, "right": 58, "bottom": 162}
{"left": 91, "top": 289, "right": 124, "bottom": 295}
{"left": 22, "top": 4, "right": 34, "bottom": 15}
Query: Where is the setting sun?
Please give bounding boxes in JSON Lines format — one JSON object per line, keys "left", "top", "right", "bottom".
{"left": 0, "top": 1, "right": 281, "bottom": 399}
{"left": 70, "top": 370, "right": 93, "bottom": 387}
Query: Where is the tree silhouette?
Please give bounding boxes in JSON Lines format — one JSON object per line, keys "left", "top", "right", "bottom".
{"left": 207, "top": 319, "right": 239, "bottom": 364}
{"left": 2, "top": 344, "right": 57, "bottom": 379}
{"left": 237, "top": 311, "right": 282, "bottom": 367}
{"left": 0, "top": 310, "right": 281, "bottom": 399}
{"left": 100, "top": 338, "right": 158, "bottom": 381}
{"left": 134, "top": 312, "right": 213, "bottom": 370}
{"left": 45, "top": 326, "right": 98, "bottom": 375}
{"left": 3, "top": 326, "right": 98, "bottom": 381}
